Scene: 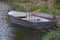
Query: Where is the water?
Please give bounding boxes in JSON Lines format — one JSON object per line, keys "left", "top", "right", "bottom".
{"left": 0, "top": 2, "right": 47, "bottom": 40}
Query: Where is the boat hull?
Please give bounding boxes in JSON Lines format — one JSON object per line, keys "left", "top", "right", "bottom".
{"left": 9, "top": 15, "right": 56, "bottom": 28}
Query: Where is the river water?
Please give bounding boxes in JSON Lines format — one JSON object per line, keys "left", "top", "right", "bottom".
{"left": 0, "top": 2, "right": 47, "bottom": 40}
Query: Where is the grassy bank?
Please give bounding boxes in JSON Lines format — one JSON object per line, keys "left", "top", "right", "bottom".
{"left": 15, "top": 4, "right": 60, "bottom": 15}
{"left": 42, "top": 31, "right": 60, "bottom": 40}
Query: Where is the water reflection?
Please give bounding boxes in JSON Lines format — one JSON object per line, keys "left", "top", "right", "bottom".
{"left": 0, "top": 23, "right": 42, "bottom": 40}
{"left": 0, "top": 15, "right": 42, "bottom": 40}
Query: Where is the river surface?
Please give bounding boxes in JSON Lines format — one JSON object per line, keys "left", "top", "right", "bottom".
{"left": 0, "top": 2, "right": 47, "bottom": 40}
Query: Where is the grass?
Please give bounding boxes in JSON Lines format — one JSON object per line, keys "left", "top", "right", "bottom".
{"left": 16, "top": 5, "right": 52, "bottom": 14}
{"left": 39, "top": 6, "right": 52, "bottom": 14}
{"left": 57, "top": 24, "right": 60, "bottom": 30}
{"left": 54, "top": 1, "right": 60, "bottom": 9}
{"left": 16, "top": 4, "right": 24, "bottom": 12}
{"left": 55, "top": 9, "right": 60, "bottom": 15}
{"left": 29, "top": 5, "right": 40, "bottom": 12}
{"left": 42, "top": 31, "right": 60, "bottom": 40}
{"left": 15, "top": 4, "right": 60, "bottom": 15}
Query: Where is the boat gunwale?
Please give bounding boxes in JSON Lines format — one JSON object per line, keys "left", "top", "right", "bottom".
{"left": 31, "top": 14, "right": 54, "bottom": 21}
{"left": 8, "top": 15, "right": 34, "bottom": 23}
{"left": 8, "top": 14, "right": 56, "bottom": 23}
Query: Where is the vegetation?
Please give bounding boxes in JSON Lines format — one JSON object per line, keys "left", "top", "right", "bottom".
{"left": 0, "top": 0, "right": 60, "bottom": 40}
{"left": 54, "top": 0, "right": 60, "bottom": 9}
{"left": 16, "top": 4, "right": 24, "bottom": 12}
{"left": 55, "top": 9, "right": 60, "bottom": 15}
{"left": 15, "top": 5, "right": 60, "bottom": 15}
{"left": 29, "top": 6, "right": 40, "bottom": 12}
{"left": 39, "top": 6, "right": 52, "bottom": 14}
{"left": 0, "top": 0, "right": 60, "bottom": 15}
{"left": 42, "top": 31, "right": 60, "bottom": 40}
{"left": 14, "top": 1, "right": 60, "bottom": 40}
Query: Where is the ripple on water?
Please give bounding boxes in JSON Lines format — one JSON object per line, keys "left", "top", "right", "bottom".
{"left": 0, "top": 2, "right": 14, "bottom": 40}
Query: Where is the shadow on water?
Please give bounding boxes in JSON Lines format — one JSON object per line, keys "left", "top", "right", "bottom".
{"left": 5, "top": 16, "right": 49, "bottom": 40}
{"left": 6, "top": 23, "right": 43, "bottom": 40}
{"left": 3, "top": 15, "right": 48, "bottom": 40}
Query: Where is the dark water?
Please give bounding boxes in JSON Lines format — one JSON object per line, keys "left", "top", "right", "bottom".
{"left": 0, "top": 2, "right": 47, "bottom": 40}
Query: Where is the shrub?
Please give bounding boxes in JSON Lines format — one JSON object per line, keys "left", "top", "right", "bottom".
{"left": 42, "top": 31, "right": 60, "bottom": 40}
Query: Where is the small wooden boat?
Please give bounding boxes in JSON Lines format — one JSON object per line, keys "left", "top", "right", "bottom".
{"left": 8, "top": 11, "right": 56, "bottom": 28}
